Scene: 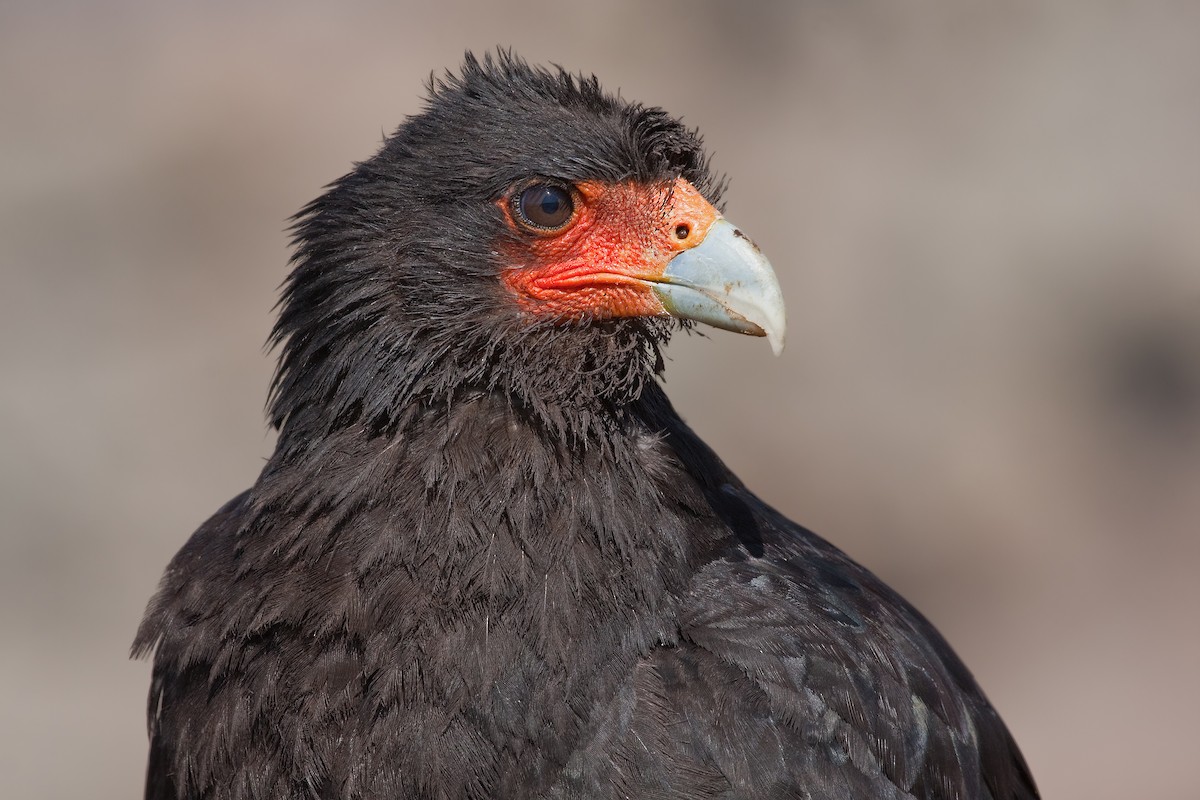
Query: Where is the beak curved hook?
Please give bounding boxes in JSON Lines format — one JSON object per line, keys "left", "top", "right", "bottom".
{"left": 650, "top": 219, "right": 786, "bottom": 355}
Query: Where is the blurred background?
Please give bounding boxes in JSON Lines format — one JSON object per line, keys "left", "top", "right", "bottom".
{"left": 2, "top": 1, "right": 1198, "bottom": 798}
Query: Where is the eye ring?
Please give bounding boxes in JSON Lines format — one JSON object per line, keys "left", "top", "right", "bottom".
{"left": 512, "top": 182, "right": 577, "bottom": 233}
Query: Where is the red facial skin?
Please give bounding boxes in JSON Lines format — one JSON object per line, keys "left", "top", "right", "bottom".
{"left": 498, "top": 178, "right": 721, "bottom": 320}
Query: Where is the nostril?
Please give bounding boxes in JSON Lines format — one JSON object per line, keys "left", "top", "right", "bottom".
{"left": 674, "top": 223, "right": 690, "bottom": 240}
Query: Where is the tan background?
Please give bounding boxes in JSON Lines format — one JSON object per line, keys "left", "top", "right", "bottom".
{"left": 3, "top": 2, "right": 1199, "bottom": 798}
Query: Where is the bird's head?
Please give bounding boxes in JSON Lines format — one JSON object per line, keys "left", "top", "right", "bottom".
{"left": 270, "top": 52, "right": 784, "bottom": 442}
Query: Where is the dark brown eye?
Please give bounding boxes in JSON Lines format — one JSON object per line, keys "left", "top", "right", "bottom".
{"left": 515, "top": 183, "right": 575, "bottom": 231}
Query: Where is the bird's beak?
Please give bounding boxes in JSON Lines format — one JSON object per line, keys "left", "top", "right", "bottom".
{"left": 649, "top": 219, "right": 787, "bottom": 355}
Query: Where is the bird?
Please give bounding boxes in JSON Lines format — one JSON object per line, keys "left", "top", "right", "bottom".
{"left": 133, "top": 52, "right": 1039, "bottom": 800}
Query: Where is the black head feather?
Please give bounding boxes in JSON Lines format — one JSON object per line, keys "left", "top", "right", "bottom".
{"left": 269, "top": 52, "right": 721, "bottom": 448}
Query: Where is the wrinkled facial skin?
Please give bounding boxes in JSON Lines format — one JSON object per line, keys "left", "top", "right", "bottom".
{"left": 498, "top": 178, "right": 720, "bottom": 321}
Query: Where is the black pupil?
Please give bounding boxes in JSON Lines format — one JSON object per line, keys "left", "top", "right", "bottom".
{"left": 520, "top": 184, "right": 573, "bottom": 229}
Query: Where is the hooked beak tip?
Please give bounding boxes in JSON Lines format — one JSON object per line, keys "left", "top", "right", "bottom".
{"left": 653, "top": 219, "right": 787, "bottom": 354}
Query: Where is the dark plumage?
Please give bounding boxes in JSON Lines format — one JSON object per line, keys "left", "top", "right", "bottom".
{"left": 134, "top": 53, "right": 1038, "bottom": 800}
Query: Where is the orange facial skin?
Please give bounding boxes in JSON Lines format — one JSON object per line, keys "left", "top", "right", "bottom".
{"left": 498, "top": 178, "right": 720, "bottom": 321}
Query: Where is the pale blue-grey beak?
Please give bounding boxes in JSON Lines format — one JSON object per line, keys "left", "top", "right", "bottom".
{"left": 650, "top": 219, "right": 786, "bottom": 355}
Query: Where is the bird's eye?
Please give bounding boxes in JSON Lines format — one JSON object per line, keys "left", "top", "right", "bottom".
{"left": 514, "top": 183, "right": 575, "bottom": 231}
